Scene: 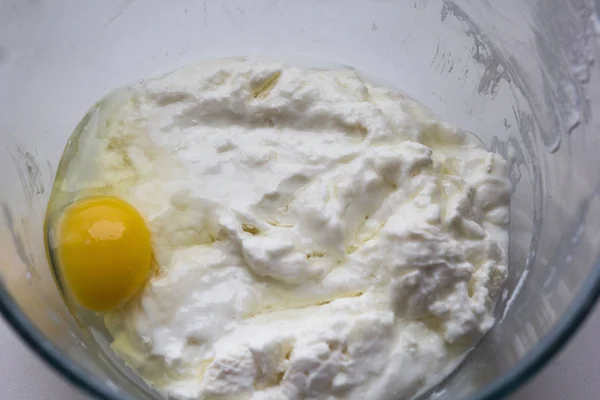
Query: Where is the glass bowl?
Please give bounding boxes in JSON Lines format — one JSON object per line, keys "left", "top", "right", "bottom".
{"left": 1, "top": 0, "right": 600, "bottom": 399}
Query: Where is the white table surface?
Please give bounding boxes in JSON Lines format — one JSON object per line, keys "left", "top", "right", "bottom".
{"left": 1, "top": 305, "right": 599, "bottom": 400}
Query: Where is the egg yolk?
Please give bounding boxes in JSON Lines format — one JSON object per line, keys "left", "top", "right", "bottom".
{"left": 56, "top": 196, "right": 152, "bottom": 312}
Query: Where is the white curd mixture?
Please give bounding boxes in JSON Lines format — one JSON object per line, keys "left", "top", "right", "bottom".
{"left": 55, "top": 59, "right": 511, "bottom": 399}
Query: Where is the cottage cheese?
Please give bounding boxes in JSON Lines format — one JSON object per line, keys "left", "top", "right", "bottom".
{"left": 93, "top": 59, "right": 511, "bottom": 400}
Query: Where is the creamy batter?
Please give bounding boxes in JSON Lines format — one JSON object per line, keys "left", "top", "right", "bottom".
{"left": 77, "top": 59, "right": 510, "bottom": 399}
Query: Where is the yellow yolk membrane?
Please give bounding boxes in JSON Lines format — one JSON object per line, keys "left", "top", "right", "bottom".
{"left": 56, "top": 196, "right": 152, "bottom": 312}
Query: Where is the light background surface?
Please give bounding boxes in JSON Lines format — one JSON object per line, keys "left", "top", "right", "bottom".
{"left": 1, "top": 304, "right": 599, "bottom": 400}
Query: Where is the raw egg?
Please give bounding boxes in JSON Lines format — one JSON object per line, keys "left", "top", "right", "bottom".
{"left": 56, "top": 196, "right": 152, "bottom": 311}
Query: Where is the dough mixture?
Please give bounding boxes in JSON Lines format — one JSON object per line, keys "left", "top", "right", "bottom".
{"left": 64, "top": 59, "right": 510, "bottom": 400}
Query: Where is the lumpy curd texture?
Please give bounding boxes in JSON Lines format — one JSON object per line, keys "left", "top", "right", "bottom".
{"left": 79, "top": 59, "right": 511, "bottom": 400}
